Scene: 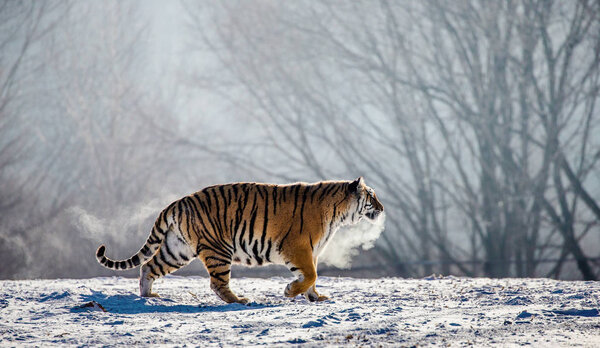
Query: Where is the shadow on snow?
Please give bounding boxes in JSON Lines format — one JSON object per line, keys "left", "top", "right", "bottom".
{"left": 72, "top": 290, "right": 280, "bottom": 314}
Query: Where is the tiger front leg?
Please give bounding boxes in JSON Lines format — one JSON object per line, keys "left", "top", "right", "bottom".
{"left": 303, "top": 257, "right": 329, "bottom": 302}
{"left": 284, "top": 251, "right": 318, "bottom": 299}
{"left": 304, "top": 285, "right": 329, "bottom": 302}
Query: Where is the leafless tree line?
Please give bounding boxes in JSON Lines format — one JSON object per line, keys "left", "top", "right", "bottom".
{"left": 186, "top": 0, "right": 600, "bottom": 279}
{"left": 1, "top": 1, "right": 598, "bottom": 280}
{"left": 0, "top": 1, "right": 190, "bottom": 279}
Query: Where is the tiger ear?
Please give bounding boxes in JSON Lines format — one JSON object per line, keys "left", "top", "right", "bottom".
{"left": 348, "top": 176, "right": 364, "bottom": 192}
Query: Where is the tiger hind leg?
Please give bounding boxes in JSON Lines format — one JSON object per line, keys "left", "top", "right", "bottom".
{"left": 139, "top": 230, "right": 194, "bottom": 297}
{"left": 199, "top": 252, "right": 248, "bottom": 304}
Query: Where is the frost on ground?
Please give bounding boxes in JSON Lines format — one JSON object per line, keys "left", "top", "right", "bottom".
{"left": 1, "top": 276, "right": 599, "bottom": 347}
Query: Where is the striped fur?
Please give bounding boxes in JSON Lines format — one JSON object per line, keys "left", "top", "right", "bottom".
{"left": 95, "top": 177, "right": 384, "bottom": 303}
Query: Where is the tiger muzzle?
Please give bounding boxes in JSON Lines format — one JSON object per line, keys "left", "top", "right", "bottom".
{"left": 366, "top": 210, "right": 382, "bottom": 220}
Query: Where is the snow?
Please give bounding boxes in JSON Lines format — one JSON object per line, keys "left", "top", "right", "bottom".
{"left": 1, "top": 275, "right": 599, "bottom": 346}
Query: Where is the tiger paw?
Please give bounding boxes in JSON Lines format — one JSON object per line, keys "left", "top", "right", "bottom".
{"left": 284, "top": 284, "right": 295, "bottom": 298}
{"left": 142, "top": 292, "right": 160, "bottom": 298}
{"left": 316, "top": 294, "right": 329, "bottom": 302}
{"left": 305, "top": 292, "right": 329, "bottom": 302}
{"left": 236, "top": 297, "right": 250, "bottom": 305}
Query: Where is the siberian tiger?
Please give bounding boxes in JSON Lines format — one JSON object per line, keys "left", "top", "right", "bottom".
{"left": 95, "top": 177, "right": 384, "bottom": 303}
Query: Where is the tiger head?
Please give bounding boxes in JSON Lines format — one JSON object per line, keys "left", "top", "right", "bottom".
{"left": 348, "top": 176, "right": 384, "bottom": 222}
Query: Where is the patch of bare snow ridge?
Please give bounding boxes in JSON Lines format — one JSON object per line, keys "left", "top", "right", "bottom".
{"left": 1, "top": 276, "right": 599, "bottom": 346}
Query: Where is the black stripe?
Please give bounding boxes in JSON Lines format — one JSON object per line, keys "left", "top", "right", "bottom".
{"left": 219, "top": 185, "right": 234, "bottom": 247}
{"left": 211, "top": 188, "right": 223, "bottom": 238}
{"left": 147, "top": 235, "right": 160, "bottom": 244}
{"left": 147, "top": 262, "right": 160, "bottom": 277}
{"left": 205, "top": 256, "right": 231, "bottom": 264}
{"left": 330, "top": 204, "right": 338, "bottom": 230}
{"left": 161, "top": 208, "right": 169, "bottom": 228}
{"left": 141, "top": 245, "right": 150, "bottom": 256}
{"left": 232, "top": 190, "right": 245, "bottom": 244}
{"left": 210, "top": 269, "right": 231, "bottom": 277}
{"left": 265, "top": 239, "right": 272, "bottom": 262}
{"left": 177, "top": 200, "right": 184, "bottom": 225}
{"left": 292, "top": 185, "right": 301, "bottom": 216}
{"left": 234, "top": 184, "right": 250, "bottom": 232}
{"left": 179, "top": 252, "right": 190, "bottom": 262}
{"left": 290, "top": 267, "right": 298, "bottom": 272}
{"left": 298, "top": 186, "right": 309, "bottom": 234}
{"left": 219, "top": 186, "right": 228, "bottom": 236}
{"left": 221, "top": 186, "right": 229, "bottom": 205}
{"left": 206, "top": 263, "right": 229, "bottom": 269}
{"left": 272, "top": 187, "right": 277, "bottom": 215}
{"left": 252, "top": 241, "right": 263, "bottom": 265}
{"left": 204, "top": 188, "right": 212, "bottom": 207}
{"left": 155, "top": 220, "right": 167, "bottom": 235}
{"left": 162, "top": 200, "right": 177, "bottom": 226}
{"left": 239, "top": 220, "right": 248, "bottom": 253}
{"left": 278, "top": 225, "right": 293, "bottom": 252}
{"left": 155, "top": 259, "right": 166, "bottom": 275}
{"left": 248, "top": 192, "right": 259, "bottom": 243}
{"left": 195, "top": 198, "right": 216, "bottom": 235}
{"left": 197, "top": 198, "right": 229, "bottom": 252}
{"left": 329, "top": 185, "right": 341, "bottom": 198}
{"left": 183, "top": 197, "right": 200, "bottom": 240}
{"left": 131, "top": 255, "right": 141, "bottom": 266}
{"left": 197, "top": 242, "right": 232, "bottom": 260}
{"left": 106, "top": 260, "right": 114, "bottom": 268}
{"left": 260, "top": 186, "right": 269, "bottom": 252}
{"left": 211, "top": 190, "right": 232, "bottom": 254}
{"left": 160, "top": 248, "right": 179, "bottom": 269}
{"left": 210, "top": 269, "right": 230, "bottom": 282}
{"left": 96, "top": 245, "right": 105, "bottom": 257}
{"left": 311, "top": 182, "right": 323, "bottom": 201}
{"left": 119, "top": 261, "right": 127, "bottom": 269}
{"left": 164, "top": 244, "right": 179, "bottom": 264}
{"left": 319, "top": 183, "right": 337, "bottom": 200}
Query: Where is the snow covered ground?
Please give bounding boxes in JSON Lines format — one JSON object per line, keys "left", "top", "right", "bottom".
{"left": 1, "top": 275, "right": 599, "bottom": 346}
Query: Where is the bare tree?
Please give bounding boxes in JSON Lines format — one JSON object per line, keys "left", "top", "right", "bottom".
{"left": 0, "top": 1, "right": 70, "bottom": 278}
{"left": 0, "top": 1, "right": 188, "bottom": 279}
{"left": 186, "top": 0, "right": 600, "bottom": 278}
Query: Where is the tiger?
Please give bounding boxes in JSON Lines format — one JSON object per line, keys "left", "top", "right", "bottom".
{"left": 95, "top": 177, "right": 384, "bottom": 303}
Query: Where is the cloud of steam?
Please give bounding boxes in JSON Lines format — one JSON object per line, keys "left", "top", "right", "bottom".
{"left": 68, "top": 194, "right": 179, "bottom": 246}
{"left": 320, "top": 212, "right": 386, "bottom": 269}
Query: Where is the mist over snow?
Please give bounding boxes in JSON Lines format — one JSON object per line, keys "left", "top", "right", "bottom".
{"left": 68, "top": 195, "right": 179, "bottom": 246}
{"left": 320, "top": 213, "right": 386, "bottom": 269}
